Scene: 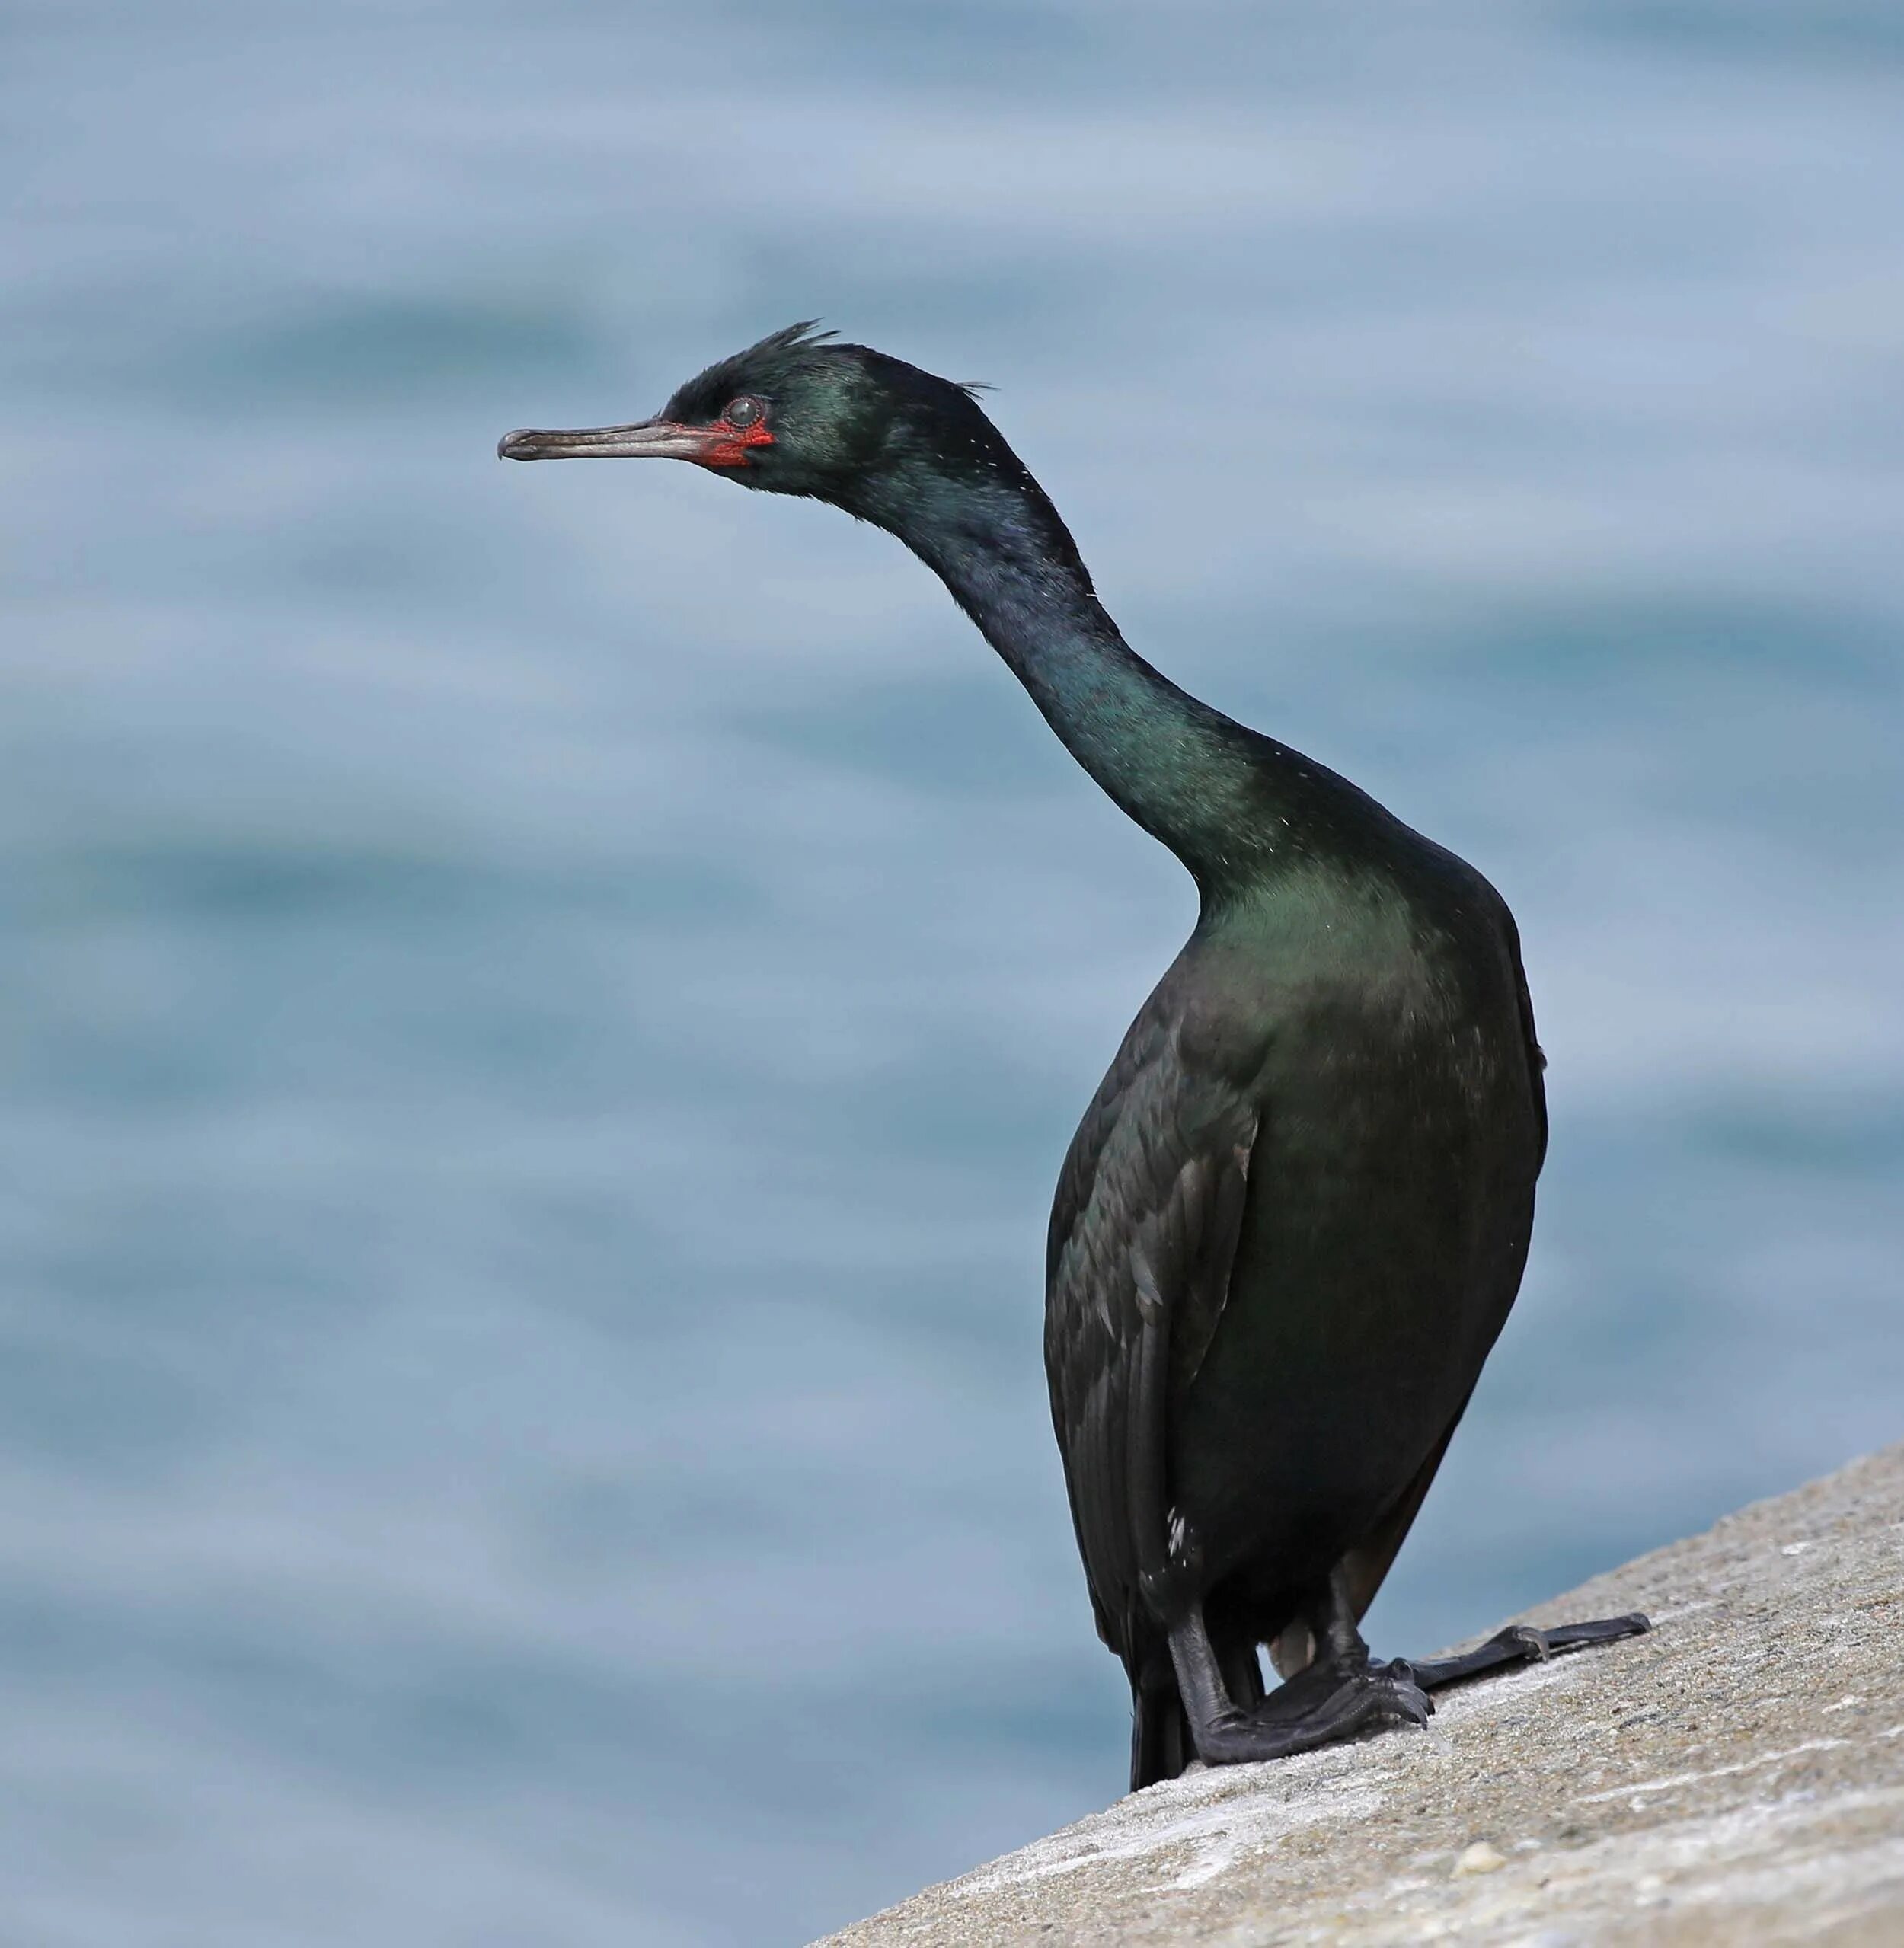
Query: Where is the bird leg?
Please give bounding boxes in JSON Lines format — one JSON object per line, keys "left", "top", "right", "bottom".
{"left": 1168, "top": 1577, "right": 1650, "bottom": 1768}
{"left": 1394, "top": 1611, "right": 1651, "bottom": 1691}
{"left": 1168, "top": 1569, "right": 1430, "bottom": 1768}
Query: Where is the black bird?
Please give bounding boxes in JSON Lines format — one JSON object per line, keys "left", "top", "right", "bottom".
{"left": 500, "top": 324, "right": 1647, "bottom": 1788}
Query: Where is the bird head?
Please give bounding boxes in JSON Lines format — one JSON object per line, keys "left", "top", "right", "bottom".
{"left": 498, "top": 321, "right": 1026, "bottom": 525}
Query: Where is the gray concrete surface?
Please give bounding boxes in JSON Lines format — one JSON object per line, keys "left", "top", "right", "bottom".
{"left": 820, "top": 1442, "right": 1904, "bottom": 1945}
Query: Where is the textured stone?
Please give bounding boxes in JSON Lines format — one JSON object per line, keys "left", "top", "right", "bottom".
{"left": 819, "top": 1442, "right": 1904, "bottom": 1946}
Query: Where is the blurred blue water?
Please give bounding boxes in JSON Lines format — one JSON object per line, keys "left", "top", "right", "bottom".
{"left": 2, "top": 3, "right": 1901, "bottom": 1942}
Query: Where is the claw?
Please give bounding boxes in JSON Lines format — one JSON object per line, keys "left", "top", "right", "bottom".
{"left": 1373, "top": 1656, "right": 1437, "bottom": 1710}
{"left": 1390, "top": 1682, "right": 1433, "bottom": 1727}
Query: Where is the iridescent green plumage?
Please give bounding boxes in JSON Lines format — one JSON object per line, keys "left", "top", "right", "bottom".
{"left": 501, "top": 327, "right": 1648, "bottom": 1790}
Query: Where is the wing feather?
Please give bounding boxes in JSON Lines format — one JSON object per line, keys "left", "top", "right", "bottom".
{"left": 1044, "top": 985, "right": 1262, "bottom": 1662}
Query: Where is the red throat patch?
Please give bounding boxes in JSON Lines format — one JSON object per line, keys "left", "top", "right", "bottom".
{"left": 697, "top": 418, "right": 776, "bottom": 468}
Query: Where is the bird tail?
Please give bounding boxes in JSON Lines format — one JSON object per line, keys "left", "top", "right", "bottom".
{"left": 1129, "top": 1659, "right": 1191, "bottom": 1790}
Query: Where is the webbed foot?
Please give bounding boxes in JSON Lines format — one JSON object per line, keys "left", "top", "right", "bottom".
{"left": 1398, "top": 1611, "right": 1651, "bottom": 1691}
{"left": 1197, "top": 1654, "right": 1432, "bottom": 1764}
{"left": 1164, "top": 1586, "right": 1650, "bottom": 1778}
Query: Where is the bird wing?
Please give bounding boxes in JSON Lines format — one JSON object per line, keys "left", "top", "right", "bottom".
{"left": 1043, "top": 986, "right": 1261, "bottom": 1663}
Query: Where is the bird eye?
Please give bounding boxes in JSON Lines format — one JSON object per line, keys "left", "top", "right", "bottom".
{"left": 725, "top": 395, "right": 764, "bottom": 428}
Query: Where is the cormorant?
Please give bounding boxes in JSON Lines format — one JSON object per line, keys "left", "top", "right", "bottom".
{"left": 500, "top": 324, "right": 1647, "bottom": 1789}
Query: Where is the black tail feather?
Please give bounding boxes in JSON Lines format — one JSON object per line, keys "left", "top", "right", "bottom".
{"left": 1130, "top": 1665, "right": 1191, "bottom": 1790}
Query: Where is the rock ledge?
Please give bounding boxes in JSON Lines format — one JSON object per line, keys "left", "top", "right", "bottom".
{"left": 819, "top": 1443, "right": 1904, "bottom": 1945}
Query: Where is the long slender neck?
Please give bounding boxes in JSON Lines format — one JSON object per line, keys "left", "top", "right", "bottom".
{"left": 864, "top": 468, "right": 1274, "bottom": 887}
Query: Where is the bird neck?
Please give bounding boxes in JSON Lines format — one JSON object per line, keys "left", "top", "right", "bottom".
{"left": 873, "top": 472, "right": 1269, "bottom": 886}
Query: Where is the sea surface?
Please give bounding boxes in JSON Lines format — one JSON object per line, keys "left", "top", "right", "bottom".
{"left": 2, "top": 3, "right": 1901, "bottom": 1943}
